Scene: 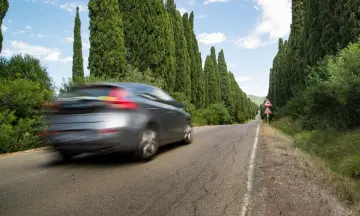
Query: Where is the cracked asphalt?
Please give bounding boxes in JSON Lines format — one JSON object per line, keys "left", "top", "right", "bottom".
{"left": 0, "top": 121, "right": 261, "bottom": 216}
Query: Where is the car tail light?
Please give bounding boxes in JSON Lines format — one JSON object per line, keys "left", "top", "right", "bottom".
{"left": 106, "top": 88, "right": 138, "bottom": 110}
{"left": 97, "top": 128, "right": 119, "bottom": 134}
{"left": 37, "top": 130, "right": 59, "bottom": 136}
{"left": 42, "top": 101, "right": 60, "bottom": 111}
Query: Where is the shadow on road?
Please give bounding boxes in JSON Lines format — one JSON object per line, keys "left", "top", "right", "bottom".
{"left": 41, "top": 141, "right": 185, "bottom": 168}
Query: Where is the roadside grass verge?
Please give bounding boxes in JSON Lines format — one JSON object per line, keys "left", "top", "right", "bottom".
{"left": 271, "top": 116, "right": 360, "bottom": 205}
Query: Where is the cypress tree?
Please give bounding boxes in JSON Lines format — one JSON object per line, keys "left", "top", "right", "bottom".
{"left": 182, "top": 13, "right": 196, "bottom": 102}
{"left": 189, "top": 12, "right": 204, "bottom": 107}
{"left": 204, "top": 55, "right": 218, "bottom": 105}
{"left": 210, "top": 46, "right": 221, "bottom": 102}
{"left": 303, "top": 0, "right": 324, "bottom": 66}
{"left": 218, "top": 50, "right": 231, "bottom": 110}
{"left": 0, "top": 0, "right": 9, "bottom": 53}
{"left": 319, "top": 0, "right": 340, "bottom": 56}
{"left": 166, "top": 0, "right": 191, "bottom": 97}
{"left": 119, "top": 0, "right": 176, "bottom": 91}
{"left": 88, "top": 0, "right": 127, "bottom": 78}
{"left": 72, "top": 7, "right": 84, "bottom": 81}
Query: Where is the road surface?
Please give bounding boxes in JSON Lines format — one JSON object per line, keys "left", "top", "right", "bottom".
{"left": 0, "top": 121, "right": 264, "bottom": 216}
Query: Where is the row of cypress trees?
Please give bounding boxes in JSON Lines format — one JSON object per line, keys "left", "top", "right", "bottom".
{"left": 267, "top": 0, "right": 360, "bottom": 109}
{"left": 71, "top": 0, "right": 257, "bottom": 121}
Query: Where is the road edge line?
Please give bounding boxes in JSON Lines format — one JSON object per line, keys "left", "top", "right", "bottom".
{"left": 240, "top": 122, "right": 260, "bottom": 216}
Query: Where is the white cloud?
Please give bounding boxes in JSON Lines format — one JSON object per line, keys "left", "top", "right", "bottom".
{"left": 197, "top": 32, "right": 226, "bottom": 45}
{"left": 43, "top": 0, "right": 57, "bottom": 4}
{"left": 178, "top": 8, "right": 187, "bottom": 16}
{"left": 25, "top": 25, "right": 32, "bottom": 29}
{"left": 8, "top": 20, "right": 12, "bottom": 23}
{"left": 204, "top": 0, "right": 231, "bottom": 5}
{"left": 1, "top": 24, "right": 7, "bottom": 32}
{"left": 252, "top": 5, "right": 259, "bottom": 11}
{"left": 235, "top": 0, "right": 291, "bottom": 49}
{"left": 37, "top": 33, "right": 44, "bottom": 38}
{"left": 60, "top": 2, "right": 87, "bottom": 13}
{"left": 197, "top": 14, "right": 208, "bottom": 19}
{"left": 236, "top": 76, "right": 252, "bottom": 82}
{"left": 65, "top": 37, "right": 74, "bottom": 43}
{"left": 235, "top": 35, "right": 262, "bottom": 49}
{"left": 2, "top": 40, "right": 72, "bottom": 63}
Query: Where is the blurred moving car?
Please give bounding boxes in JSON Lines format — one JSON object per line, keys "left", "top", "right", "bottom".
{"left": 40, "top": 82, "right": 193, "bottom": 161}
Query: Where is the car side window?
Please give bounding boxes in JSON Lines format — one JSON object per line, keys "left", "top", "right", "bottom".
{"left": 151, "top": 88, "right": 174, "bottom": 102}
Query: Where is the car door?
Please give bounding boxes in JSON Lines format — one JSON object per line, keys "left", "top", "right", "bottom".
{"left": 150, "top": 88, "right": 185, "bottom": 140}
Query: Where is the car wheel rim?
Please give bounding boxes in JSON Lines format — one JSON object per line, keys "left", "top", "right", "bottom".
{"left": 141, "top": 130, "right": 157, "bottom": 158}
{"left": 184, "top": 125, "right": 192, "bottom": 141}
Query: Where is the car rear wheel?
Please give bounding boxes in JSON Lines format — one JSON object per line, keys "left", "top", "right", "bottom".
{"left": 183, "top": 124, "right": 193, "bottom": 144}
{"left": 135, "top": 128, "right": 159, "bottom": 161}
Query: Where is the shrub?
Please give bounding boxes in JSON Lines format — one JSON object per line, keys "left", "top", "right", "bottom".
{"left": 193, "top": 103, "right": 231, "bottom": 126}
{"left": 0, "top": 55, "right": 53, "bottom": 153}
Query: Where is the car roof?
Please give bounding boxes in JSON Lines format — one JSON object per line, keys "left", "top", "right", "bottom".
{"left": 80, "top": 82, "right": 157, "bottom": 93}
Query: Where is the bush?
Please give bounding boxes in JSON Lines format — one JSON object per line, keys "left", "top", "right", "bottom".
{"left": 0, "top": 55, "right": 53, "bottom": 153}
{"left": 193, "top": 103, "right": 231, "bottom": 126}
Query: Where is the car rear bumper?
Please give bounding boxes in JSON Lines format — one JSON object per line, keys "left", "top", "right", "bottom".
{"left": 47, "top": 128, "right": 141, "bottom": 154}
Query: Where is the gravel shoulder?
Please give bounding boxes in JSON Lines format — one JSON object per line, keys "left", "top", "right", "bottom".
{"left": 260, "top": 123, "right": 357, "bottom": 216}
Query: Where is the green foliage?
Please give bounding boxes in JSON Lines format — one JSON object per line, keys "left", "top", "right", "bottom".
{"left": 119, "top": 0, "right": 175, "bottom": 91}
{"left": 192, "top": 103, "right": 231, "bottom": 126}
{"left": 217, "top": 50, "right": 231, "bottom": 110}
{"left": 88, "top": 0, "right": 127, "bottom": 78}
{"left": 72, "top": 7, "right": 84, "bottom": 81}
{"left": 166, "top": 1, "right": 191, "bottom": 98}
{"left": 0, "top": 55, "right": 53, "bottom": 90}
{"left": 0, "top": 0, "right": 9, "bottom": 53}
{"left": 188, "top": 12, "right": 204, "bottom": 107}
{"left": 209, "top": 46, "right": 220, "bottom": 102}
{"left": 273, "top": 117, "right": 360, "bottom": 180}
{"left": 0, "top": 55, "right": 53, "bottom": 153}
{"left": 204, "top": 55, "right": 217, "bottom": 106}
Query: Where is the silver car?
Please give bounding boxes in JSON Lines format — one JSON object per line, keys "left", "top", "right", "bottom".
{"left": 41, "top": 82, "right": 193, "bottom": 161}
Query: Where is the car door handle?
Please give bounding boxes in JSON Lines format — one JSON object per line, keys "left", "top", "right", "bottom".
{"left": 147, "top": 108, "right": 159, "bottom": 110}
{"left": 167, "top": 111, "right": 175, "bottom": 114}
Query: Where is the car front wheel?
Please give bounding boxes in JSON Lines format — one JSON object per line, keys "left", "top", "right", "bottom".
{"left": 135, "top": 128, "right": 159, "bottom": 161}
{"left": 183, "top": 124, "right": 193, "bottom": 144}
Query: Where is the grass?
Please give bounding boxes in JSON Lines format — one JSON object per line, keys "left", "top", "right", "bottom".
{"left": 271, "top": 116, "right": 360, "bottom": 205}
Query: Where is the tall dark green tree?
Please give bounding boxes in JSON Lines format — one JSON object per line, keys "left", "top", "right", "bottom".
{"left": 166, "top": 0, "right": 191, "bottom": 98}
{"left": 210, "top": 46, "right": 221, "bottom": 102}
{"left": 0, "top": 0, "right": 9, "bottom": 53}
{"left": 204, "top": 55, "right": 218, "bottom": 105}
{"left": 119, "top": 0, "right": 176, "bottom": 91}
{"left": 189, "top": 12, "right": 204, "bottom": 107}
{"left": 88, "top": 0, "right": 127, "bottom": 78}
{"left": 218, "top": 50, "right": 231, "bottom": 110}
{"left": 72, "top": 7, "right": 84, "bottom": 81}
{"left": 182, "top": 13, "right": 194, "bottom": 97}
{"left": 303, "top": 0, "right": 324, "bottom": 66}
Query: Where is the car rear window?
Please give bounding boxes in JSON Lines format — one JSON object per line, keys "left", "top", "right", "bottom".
{"left": 60, "top": 86, "right": 114, "bottom": 98}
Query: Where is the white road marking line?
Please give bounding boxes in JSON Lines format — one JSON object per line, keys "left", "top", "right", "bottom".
{"left": 240, "top": 123, "right": 260, "bottom": 216}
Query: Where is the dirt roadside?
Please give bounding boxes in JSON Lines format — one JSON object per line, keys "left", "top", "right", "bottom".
{"left": 259, "top": 123, "right": 358, "bottom": 216}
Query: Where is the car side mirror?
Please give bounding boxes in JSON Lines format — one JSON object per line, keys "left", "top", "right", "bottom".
{"left": 172, "top": 101, "right": 184, "bottom": 109}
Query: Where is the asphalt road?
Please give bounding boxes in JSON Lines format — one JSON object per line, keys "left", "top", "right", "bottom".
{"left": 0, "top": 121, "right": 262, "bottom": 216}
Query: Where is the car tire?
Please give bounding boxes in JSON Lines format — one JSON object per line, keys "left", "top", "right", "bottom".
{"left": 183, "top": 123, "right": 193, "bottom": 145}
{"left": 134, "top": 127, "right": 159, "bottom": 161}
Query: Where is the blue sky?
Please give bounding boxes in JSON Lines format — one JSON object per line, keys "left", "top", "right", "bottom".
{"left": 1, "top": 0, "right": 291, "bottom": 97}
